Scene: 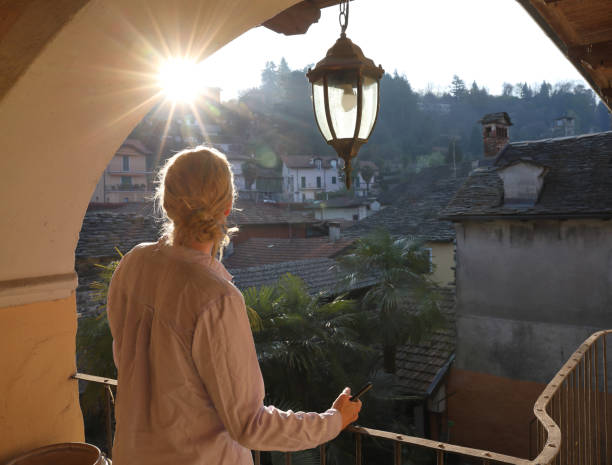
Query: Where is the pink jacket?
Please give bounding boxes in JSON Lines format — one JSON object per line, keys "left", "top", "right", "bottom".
{"left": 107, "top": 241, "right": 341, "bottom": 465}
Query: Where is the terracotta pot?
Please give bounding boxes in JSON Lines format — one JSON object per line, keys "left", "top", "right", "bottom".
{"left": 5, "top": 443, "right": 109, "bottom": 465}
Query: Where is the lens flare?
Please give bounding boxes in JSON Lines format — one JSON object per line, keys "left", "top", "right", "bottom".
{"left": 157, "top": 58, "right": 207, "bottom": 103}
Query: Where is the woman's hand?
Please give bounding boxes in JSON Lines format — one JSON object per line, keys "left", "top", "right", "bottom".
{"left": 332, "top": 387, "right": 362, "bottom": 429}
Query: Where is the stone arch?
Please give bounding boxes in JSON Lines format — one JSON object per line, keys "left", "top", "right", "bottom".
{"left": 0, "top": 0, "right": 299, "bottom": 459}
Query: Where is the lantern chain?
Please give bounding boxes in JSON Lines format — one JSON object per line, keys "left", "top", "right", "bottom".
{"left": 339, "top": 0, "right": 349, "bottom": 35}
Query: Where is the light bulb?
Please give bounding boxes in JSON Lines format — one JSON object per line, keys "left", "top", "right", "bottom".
{"left": 340, "top": 83, "right": 357, "bottom": 112}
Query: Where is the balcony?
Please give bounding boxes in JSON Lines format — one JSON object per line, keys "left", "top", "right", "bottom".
{"left": 73, "top": 330, "right": 611, "bottom": 465}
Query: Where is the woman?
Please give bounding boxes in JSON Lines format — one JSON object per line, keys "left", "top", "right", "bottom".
{"left": 107, "top": 147, "right": 361, "bottom": 465}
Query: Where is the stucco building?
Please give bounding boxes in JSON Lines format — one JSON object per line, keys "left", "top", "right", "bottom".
{"left": 443, "top": 130, "right": 612, "bottom": 457}
{"left": 90, "top": 139, "right": 152, "bottom": 203}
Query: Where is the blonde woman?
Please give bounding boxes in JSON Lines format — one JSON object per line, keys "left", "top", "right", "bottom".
{"left": 107, "top": 147, "right": 361, "bottom": 465}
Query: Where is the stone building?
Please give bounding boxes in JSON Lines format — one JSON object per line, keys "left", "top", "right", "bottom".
{"left": 443, "top": 130, "right": 612, "bottom": 457}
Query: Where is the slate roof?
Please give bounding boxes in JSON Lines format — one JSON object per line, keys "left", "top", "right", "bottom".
{"left": 479, "top": 112, "right": 513, "bottom": 126}
{"left": 223, "top": 236, "right": 355, "bottom": 269}
{"left": 444, "top": 131, "right": 612, "bottom": 219}
{"left": 344, "top": 163, "right": 473, "bottom": 242}
{"left": 229, "top": 200, "right": 316, "bottom": 225}
{"left": 76, "top": 212, "right": 160, "bottom": 258}
{"left": 281, "top": 154, "right": 339, "bottom": 169}
{"left": 395, "top": 287, "right": 456, "bottom": 396}
{"left": 229, "top": 258, "right": 377, "bottom": 295}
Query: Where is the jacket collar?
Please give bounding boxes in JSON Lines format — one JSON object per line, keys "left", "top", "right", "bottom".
{"left": 158, "top": 240, "right": 233, "bottom": 282}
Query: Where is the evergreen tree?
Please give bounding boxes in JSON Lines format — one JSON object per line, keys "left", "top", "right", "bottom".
{"left": 450, "top": 75, "right": 467, "bottom": 99}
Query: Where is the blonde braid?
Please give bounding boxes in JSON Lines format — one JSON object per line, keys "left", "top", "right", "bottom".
{"left": 155, "top": 147, "right": 238, "bottom": 259}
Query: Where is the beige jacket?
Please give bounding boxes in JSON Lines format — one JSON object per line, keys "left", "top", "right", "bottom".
{"left": 107, "top": 241, "right": 341, "bottom": 465}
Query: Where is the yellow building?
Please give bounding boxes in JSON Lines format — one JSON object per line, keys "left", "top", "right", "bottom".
{"left": 90, "top": 139, "right": 152, "bottom": 203}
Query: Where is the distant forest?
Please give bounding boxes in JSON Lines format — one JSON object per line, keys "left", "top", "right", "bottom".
{"left": 133, "top": 59, "right": 612, "bottom": 175}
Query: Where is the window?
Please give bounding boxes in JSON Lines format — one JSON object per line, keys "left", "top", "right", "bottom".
{"left": 301, "top": 176, "right": 306, "bottom": 188}
{"left": 122, "top": 156, "right": 130, "bottom": 171}
{"left": 121, "top": 176, "right": 132, "bottom": 186}
{"left": 331, "top": 159, "right": 337, "bottom": 168}
{"left": 352, "top": 214, "right": 359, "bottom": 221}
{"left": 316, "top": 176, "right": 321, "bottom": 188}
{"left": 485, "top": 126, "right": 492, "bottom": 136}
{"left": 332, "top": 176, "right": 337, "bottom": 184}
{"left": 315, "top": 159, "right": 322, "bottom": 169}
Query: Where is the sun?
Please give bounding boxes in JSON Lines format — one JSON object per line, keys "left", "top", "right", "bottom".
{"left": 157, "top": 58, "right": 208, "bottom": 103}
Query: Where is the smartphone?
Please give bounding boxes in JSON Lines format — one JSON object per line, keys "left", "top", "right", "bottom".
{"left": 350, "top": 382, "right": 373, "bottom": 402}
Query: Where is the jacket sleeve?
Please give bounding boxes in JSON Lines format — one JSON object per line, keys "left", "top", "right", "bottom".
{"left": 191, "top": 292, "right": 342, "bottom": 452}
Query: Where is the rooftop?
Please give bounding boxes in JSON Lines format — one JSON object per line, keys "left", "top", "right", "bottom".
{"left": 345, "top": 163, "right": 472, "bottom": 242}
{"left": 478, "top": 112, "right": 513, "bottom": 126}
{"left": 444, "top": 131, "right": 612, "bottom": 219}
{"left": 228, "top": 200, "right": 316, "bottom": 225}
{"left": 395, "top": 288, "right": 456, "bottom": 396}
{"left": 223, "top": 236, "right": 354, "bottom": 269}
{"left": 281, "top": 154, "right": 339, "bottom": 169}
{"left": 228, "top": 257, "right": 377, "bottom": 295}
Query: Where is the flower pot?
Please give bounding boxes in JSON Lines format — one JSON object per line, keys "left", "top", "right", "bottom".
{"left": 5, "top": 443, "right": 109, "bottom": 465}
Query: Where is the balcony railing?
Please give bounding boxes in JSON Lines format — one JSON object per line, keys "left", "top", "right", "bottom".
{"left": 73, "top": 330, "right": 611, "bottom": 464}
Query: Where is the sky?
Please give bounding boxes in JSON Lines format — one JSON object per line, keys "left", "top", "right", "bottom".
{"left": 196, "top": 0, "right": 586, "bottom": 101}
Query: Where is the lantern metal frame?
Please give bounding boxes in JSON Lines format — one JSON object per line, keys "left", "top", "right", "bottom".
{"left": 306, "top": 8, "right": 384, "bottom": 188}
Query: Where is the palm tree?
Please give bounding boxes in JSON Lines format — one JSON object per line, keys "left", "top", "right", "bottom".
{"left": 243, "top": 273, "right": 373, "bottom": 408}
{"left": 338, "top": 229, "right": 445, "bottom": 374}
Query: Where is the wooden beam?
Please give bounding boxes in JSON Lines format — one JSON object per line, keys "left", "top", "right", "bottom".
{"left": 262, "top": 0, "right": 350, "bottom": 36}
{"left": 568, "top": 40, "right": 612, "bottom": 70}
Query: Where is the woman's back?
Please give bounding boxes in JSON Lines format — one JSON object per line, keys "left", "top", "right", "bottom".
{"left": 108, "top": 241, "right": 255, "bottom": 465}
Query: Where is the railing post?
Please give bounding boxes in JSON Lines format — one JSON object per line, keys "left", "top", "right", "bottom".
{"left": 393, "top": 441, "right": 401, "bottom": 465}
{"left": 355, "top": 432, "right": 362, "bottom": 465}
{"left": 604, "top": 334, "right": 609, "bottom": 465}
{"left": 104, "top": 385, "right": 113, "bottom": 459}
{"left": 594, "top": 340, "right": 600, "bottom": 465}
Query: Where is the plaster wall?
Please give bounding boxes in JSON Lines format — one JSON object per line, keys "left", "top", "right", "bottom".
{"left": 0, "top": 295, "right": 83, "bottom": 462}
{"left": 427, "top": 241, "right": 454, "bottom": 287}
{"left": 497, "top": 163, "right": 545, "bottom": 202}
{"left": 0, "top": 0, "right": 300, "bottom": 458}
{"left": 454, "top": 219, "right": 612, "bottom": 381}
{"left": 0, "top": 0, "right": 300, "bottom": 285}
{"left": 314, "top": 207, "right": 361, "bottom": 221}
{"left": 447, "top": 368, "right": 544, "bottom": 458}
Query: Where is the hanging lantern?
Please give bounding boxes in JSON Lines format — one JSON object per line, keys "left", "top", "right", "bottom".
{"left": 306, "top": 0, "right": 384, "bottom": 188}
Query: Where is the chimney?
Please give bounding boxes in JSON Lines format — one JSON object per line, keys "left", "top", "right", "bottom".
{"left": 328, "top": 221, "right": 341, "bottom": 242}
{"left": 479, "top": 112, "right": 512, "bottom": 158}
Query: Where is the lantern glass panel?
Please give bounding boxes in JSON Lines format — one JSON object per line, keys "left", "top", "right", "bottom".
{"left": 313, "top": 80, "right": 333, "bottom": 141}
{"left": 358, "top": 76, "right": 378, "bottom": 139}
{"left": 327, "top": 73, "right": 359, "bottom": 139}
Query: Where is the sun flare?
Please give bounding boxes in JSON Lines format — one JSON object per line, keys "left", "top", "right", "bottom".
{"left": 157, "top": 58, "right": 207, "bottom": 103}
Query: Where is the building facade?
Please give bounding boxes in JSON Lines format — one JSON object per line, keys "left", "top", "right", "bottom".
{"left": 443, "top": 131, "right": 612, "bottom": 457}
{"left": 90, "top": 139, "right": 152, "bottom": 203}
